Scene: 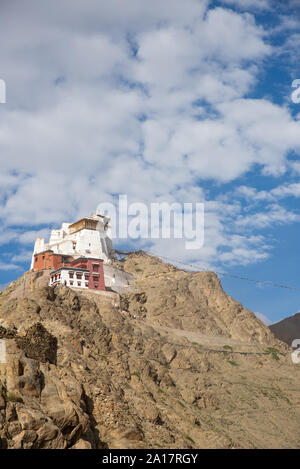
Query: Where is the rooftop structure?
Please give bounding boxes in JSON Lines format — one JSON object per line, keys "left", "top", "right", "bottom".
{"left": 30, "top": 211, "right": 115, "bottom": 270}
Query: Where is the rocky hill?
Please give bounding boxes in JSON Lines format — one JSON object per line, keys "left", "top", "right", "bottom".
{"left": 270, "top": 313, "right": 300, "bottom": 346}
{"left": 0, "top": 251, "right": 299, "bottom": 449}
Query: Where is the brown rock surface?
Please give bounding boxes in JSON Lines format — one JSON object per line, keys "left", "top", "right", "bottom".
{"left": 0, "top": 252, "right": 299, "bottom": 449}
{"left": 270, "top": 312, "right": 300, "bottom": 346}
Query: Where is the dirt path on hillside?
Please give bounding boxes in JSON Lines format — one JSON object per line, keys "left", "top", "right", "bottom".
{"left": 145, "top": 321, "right": 268, "bottom": 352}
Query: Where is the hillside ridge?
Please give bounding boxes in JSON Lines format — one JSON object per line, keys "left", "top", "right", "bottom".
{"left": 0, "top": 252, "right": 298, "bottom": 449}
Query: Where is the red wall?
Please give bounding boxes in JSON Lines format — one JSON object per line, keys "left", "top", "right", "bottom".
{"left": 71, "top": 258, "right": 105, "bottom": 290}
{"left": 33, "top": 251, "right": 73, "bottom": 272}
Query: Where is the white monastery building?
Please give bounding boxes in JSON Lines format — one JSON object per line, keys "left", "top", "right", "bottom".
{"left": 30, "top": 211, "right": 115, "bottom": 270}
{"left": 30, "top": 210, "right": 135, "bottom": 293}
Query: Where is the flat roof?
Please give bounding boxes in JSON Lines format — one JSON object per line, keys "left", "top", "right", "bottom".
{"left": 69, "top": 217, "right": 98, "bottom": 228}
{"left": 50, "top": 267, "right": 89, "bottom": 274}
{"left": 34, "top": 250, "right": 53, "bottom": 255}
{"left": 71, "top": 257, "right": 104, "bottom": 263}
{"left": 35, "top": 251, "right": 71, "bottom": 257}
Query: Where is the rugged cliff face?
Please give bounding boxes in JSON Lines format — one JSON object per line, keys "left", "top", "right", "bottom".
{"left": 116, "top": 252, "right": 278, "bottom": 345}
{"left": 0, "top": 252, "right": 299, "bottom": 449}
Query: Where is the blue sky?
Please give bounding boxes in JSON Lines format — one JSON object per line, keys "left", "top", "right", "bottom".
{"left": 0, "top": 0, "right": 300, "bottom": 325}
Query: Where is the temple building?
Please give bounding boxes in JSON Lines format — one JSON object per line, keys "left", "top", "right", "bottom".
{"left": 30, "top": 210, "right": 134, "bottom": 293}
{"left": 31, "top": 211, "right": 115, "bottom": 270}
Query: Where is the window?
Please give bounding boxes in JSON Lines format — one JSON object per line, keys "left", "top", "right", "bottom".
{"left": 35, "top": 257, "right": 37, "bottom": 262}
{"left": 76, "top": 273, "right": 82, "bottom": 279}
{"left": 92, "top": 276, "right": 98, "bottom": 282}
{"left": 70, "top": 281, "right": 74, "bottom": 286}
{"left": 93, "top": 264, "right": 99, "bottom": 272}
{"left": 77, "top": 282, "right": 81, "bottom": 286}
{"left": 85, "top": 282, "right": 89, "bottom": 288}
{"left": 69, "top": 272, "right": 74, "bottom": 279}
{"left": 94, "top": 283, "right": 98, "bottom": 288}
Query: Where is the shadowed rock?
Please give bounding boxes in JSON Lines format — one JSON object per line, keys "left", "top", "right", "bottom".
{"left": 16, "top": 323, "right": 57, "bottom": 365}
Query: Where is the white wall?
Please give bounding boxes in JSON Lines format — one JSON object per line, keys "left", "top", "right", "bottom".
{"left": 31, "top": 213, "right": 115, "bottom": 267}
{"left": 103, "top": 265, "right": 134, "bottom": 289}
{"left": 49, "top": 269, "right": 89, "bottom": 288}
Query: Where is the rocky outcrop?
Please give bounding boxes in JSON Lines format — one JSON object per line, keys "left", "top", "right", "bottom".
{"left": 16, "top": 323, "right": 57, "bottom": 365}
{"left": 0, "top": 253, "right": 298, "bottom": 449}
{"left": 0, "top": 338, "right": 91, "bottom": 448}
{"left": 117, "top": 252, "right": 277, "bottom": 345}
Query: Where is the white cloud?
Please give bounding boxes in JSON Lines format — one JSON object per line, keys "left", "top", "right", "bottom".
{"left": 236, "top": 204, "right": 300, "bottom": 229}
{"left": 0, "top": 1, "right": 299, "bottom": 270}
{"left": 235, "top": 185, "right": 272, "bottom": 201}
{"left": 235, "top": 180, "right": 300, "bottom": 203}
{"left": 220, "top": 0, "right": 271, "bottom": 9}
{"left": 271, "top": 183, "right": 300, "bottom": 199}
{"left": 18, "top": 229, "right": 51, "bottom": 245}
{"left": 11, "top": 250, "right": 33, "bottom": 263}
{"left": 255, "top": 311, "right": 273, "bottom": 325}
{"left": 254, "top": 312, "right": 273, "bottom": 326}
{"left": 0, "top": 262, "right": 22, "bottom": 271}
